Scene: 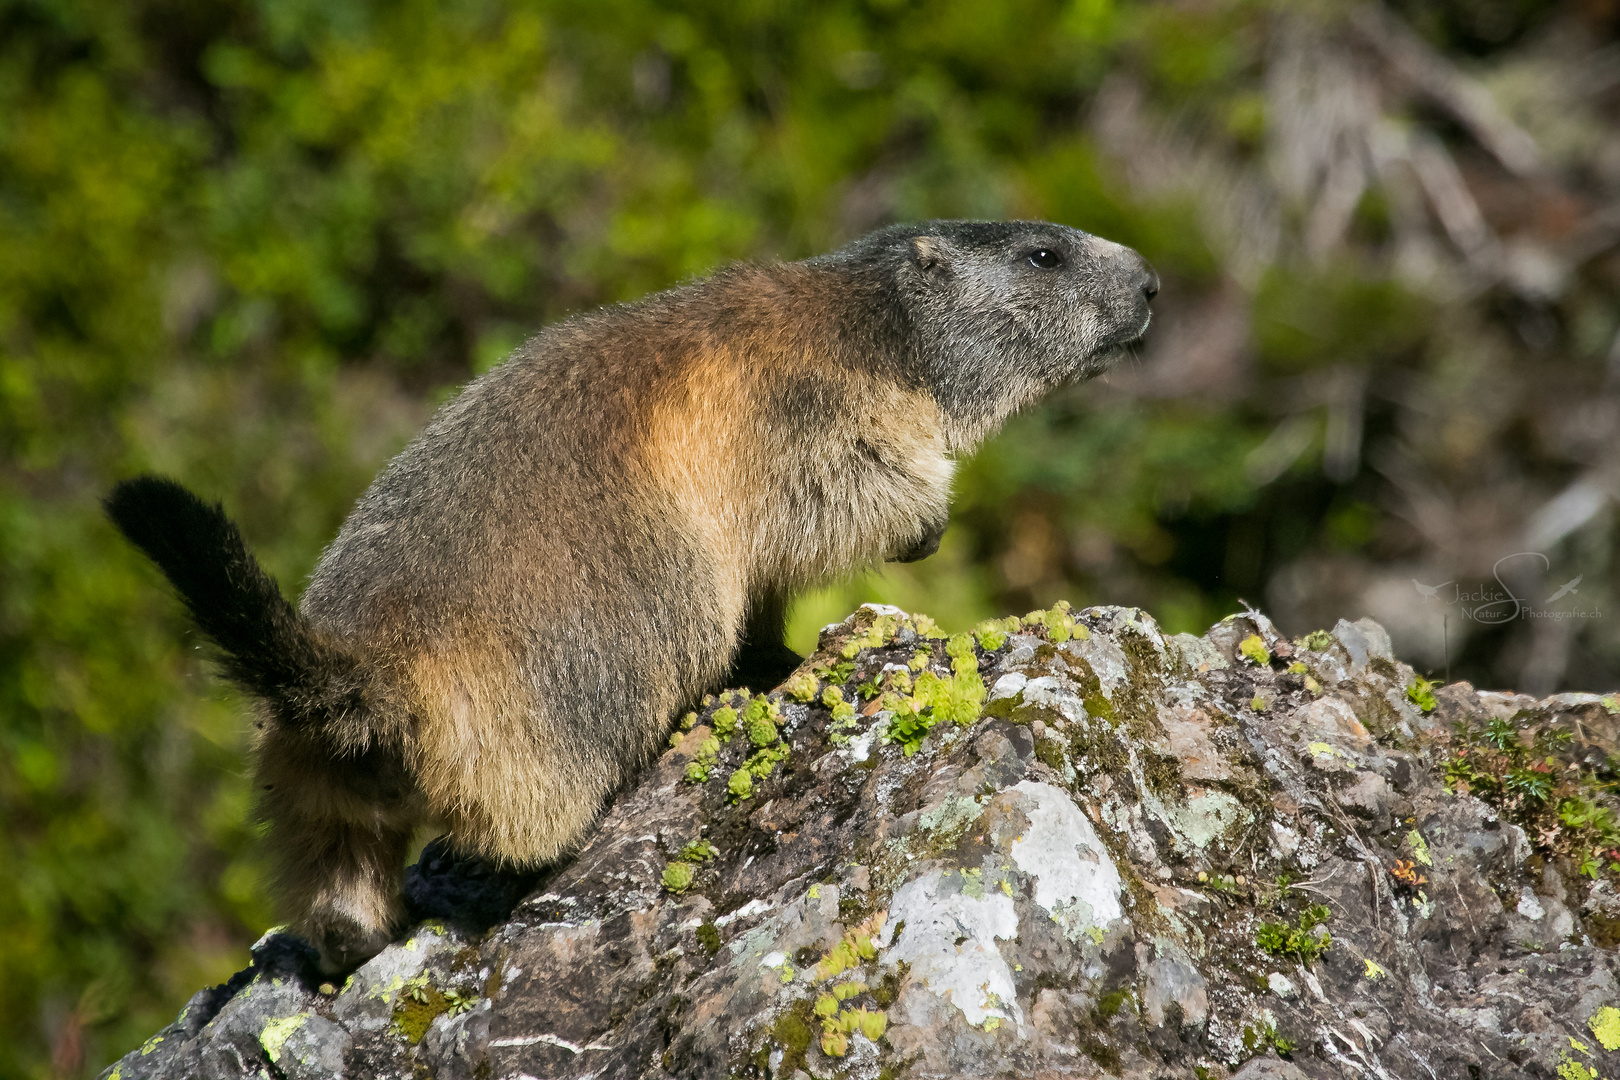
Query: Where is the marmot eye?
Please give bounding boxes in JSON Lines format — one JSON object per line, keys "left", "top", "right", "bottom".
{"left": 1027, "top": 249, "right": 1064, "bottom": 270}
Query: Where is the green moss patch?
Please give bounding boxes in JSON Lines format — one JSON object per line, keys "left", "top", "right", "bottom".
{"left": 392, "top": 982, "right": 477, "bottom": 1045}
{"left": 1444, "top": 712, "right": 1620, "bottom": 880}
{"left": 772, "top": 999, "right": 817, "bottom": 1075}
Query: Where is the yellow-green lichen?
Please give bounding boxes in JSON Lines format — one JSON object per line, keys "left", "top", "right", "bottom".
{"left": 260, "top": 1014, "right": 306, "bottom": 1063}
{"left": 368, "top": 973, "right": 408, "bottom": 1003}
{"left": 1363, "top": 958, "right": 1387, "bottom": 979}
{"left": 1557, "top": 1055, "right": 1598, "bottom": 1080}
{"left": 1589, "top": 1006, "right": 1620, "bottom": 1050}
{"left": 1407, "top": 829, "right": 1433, "bottom": 867}
{"left": 1238, "top": 634, "right": 1271, "bottom": 666}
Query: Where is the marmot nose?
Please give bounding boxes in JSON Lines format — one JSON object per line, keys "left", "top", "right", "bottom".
{"left": 1116, "top": 247, "right": 1159, "bottom": 301}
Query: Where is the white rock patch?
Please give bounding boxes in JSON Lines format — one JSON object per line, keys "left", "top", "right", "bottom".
{"left": 1064, "top": 635, "right": 1129, "bottom": 698}
{"left": 883, "top": 870, "right": 1022, "bottom": 1032}
{"left": 1018, "top": 676, "right": 1088, "bottom": 725}
{"left": 1008, "top": 781, "right": 1124, "bottom": 938}
{"left": 989, "top": 672, "right": 1027, "bottom": 702}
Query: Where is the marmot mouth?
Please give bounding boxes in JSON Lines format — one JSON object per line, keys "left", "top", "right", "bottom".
{"left": 1080, "top": 342, "right": 1133, "bottom": 380}
{"left": 1125, "top": 305, "right": 1153, "bottom": 343}
{"left": 1096, "top": 307, "right": 1152, "bottom": 355}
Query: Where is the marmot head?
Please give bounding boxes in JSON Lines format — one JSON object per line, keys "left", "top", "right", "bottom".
{"left": 830, "top": 220, "right": 1158, "bottom": 450}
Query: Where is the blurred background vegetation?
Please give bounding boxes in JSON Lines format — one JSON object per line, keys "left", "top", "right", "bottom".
{"left": 3, "top": 0, "right": 1619, "bottom": 1072}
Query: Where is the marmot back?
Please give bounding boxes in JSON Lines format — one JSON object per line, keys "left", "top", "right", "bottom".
{"left": 107, "top": 220, "right": 1158, "bottom": 971}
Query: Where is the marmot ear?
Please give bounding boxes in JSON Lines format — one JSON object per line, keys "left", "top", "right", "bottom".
{"left": 909, "top": 236, "right": 953, "bottom": 280}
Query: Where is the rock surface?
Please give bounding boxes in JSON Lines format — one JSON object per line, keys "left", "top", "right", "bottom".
{"left": 103, "top": 605, "right": 1620, "bottom": 1079}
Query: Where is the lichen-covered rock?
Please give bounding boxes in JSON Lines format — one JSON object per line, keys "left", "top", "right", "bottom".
{"left": 102, "top": 604, "right": 1620, "bottom": 1079}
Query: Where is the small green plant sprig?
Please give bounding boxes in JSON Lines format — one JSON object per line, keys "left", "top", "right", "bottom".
{"left": 1295, "top": 629, "right": 1335, "bottom": 651}
{"left": 1020, "top": 601, "right": 1088, "bottom": 643}
{"left": 807, "top": 914, "right": 890, "bottom": 1056}
{"left": 1255, "top": 904, "right": 1332, "bottom": 965}
{"left": 678, "top": 691, "right": 790, "bottom": 799}
{"left": 882, "top": 633, "right": 986, "bottom": 755}
{"left": 1406, "top": 674, "right": 1439, "bottom": 713}
{"left": 661, "top": 838, "right": 719, "bottom": 893}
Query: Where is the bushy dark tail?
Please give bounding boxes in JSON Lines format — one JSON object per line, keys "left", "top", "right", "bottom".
{"left": 105, "top": 476, "right": 373, "bottom": 744}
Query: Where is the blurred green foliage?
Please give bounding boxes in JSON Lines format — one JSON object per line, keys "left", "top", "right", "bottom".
{"left": 2, "top": 0, "right": 1611, "bottom": 1073}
